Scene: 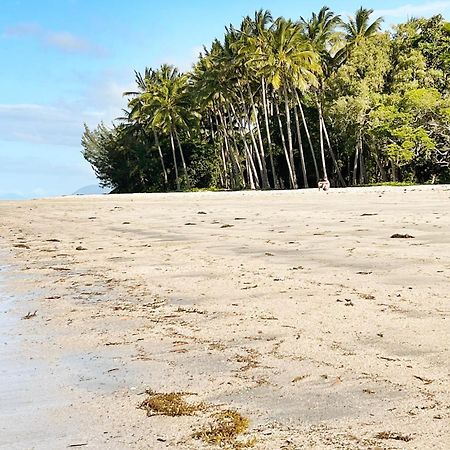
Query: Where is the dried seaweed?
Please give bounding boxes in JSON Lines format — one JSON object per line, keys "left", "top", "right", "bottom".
{"left": 194, "top": 410, "right": 255, "bottom": 448}
{"left": 375, "top": 431, "right": 413, "bottom": 442}
{"left": 138, "top": 390, "right": 205, "bottom": 417}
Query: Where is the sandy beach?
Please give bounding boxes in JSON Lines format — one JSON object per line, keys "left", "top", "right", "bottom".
{"left": 0, "top": 186, "right": 449, "bottom": 449}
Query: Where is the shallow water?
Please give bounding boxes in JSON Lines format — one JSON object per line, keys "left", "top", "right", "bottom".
{"left": 0, "top": 252, "right": 152, "bottom": 449}
{"left": 0, "top": 254, "right": 74, "bottom": 449}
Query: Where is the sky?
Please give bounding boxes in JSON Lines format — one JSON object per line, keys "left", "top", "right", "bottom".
{"left": 1, "top": 0, "right": 450, "bottom": 199}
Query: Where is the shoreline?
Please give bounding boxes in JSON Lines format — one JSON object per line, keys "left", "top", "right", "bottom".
{"left": 2, "top": 183, "right": 450, "bottom": 204}
{"left": 0, "top": 187, "right": 449, "bottom": 449}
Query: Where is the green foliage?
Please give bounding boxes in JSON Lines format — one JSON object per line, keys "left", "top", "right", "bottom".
{"left": 82, "top": 7, "right": 450, "bottom": 192}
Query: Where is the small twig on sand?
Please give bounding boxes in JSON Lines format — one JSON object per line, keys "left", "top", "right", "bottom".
{"left": 22, "top": 311, "right": 37, "bottom": 320}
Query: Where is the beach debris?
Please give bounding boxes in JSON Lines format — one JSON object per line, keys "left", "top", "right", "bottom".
{"left": 22, "top": 310, "right": 37, "bottom": 320}
{"left": 221, "top": 224, "right": 234, "bottom": 228}
{"left": 197, "top": 211, "right": 207, "bottom": 215}
{"left": 13, "top": 243, "right": 30, "bottom": 249}
{"left": 357, "top": 271, "right": 372, "bottom": 275}
{"left": 337, "top": 298, "right": 354, "bottom": 306}
{"left": 46, "top": 238, "right": 61, "bottom": 242}
{"left": 76, "top": 246, "right": 87, "bottom": 251}
{"left": 391, "top": 233, "right": 415, "bottom": 239}
{"left": 193, "top": 409, "right": 255, "bottom": 448}
{"left": 67, "top": 444, "right": 88, "bottom": 448}
{"left": 139, "top": 390, "right": 205, "bottom": 417}
{"left": 292, "top": 375, "right": 310, "bottom": 383}
{"left": 378, "top": 356, "right": 399, "bottom": 362}
{"left": 234, "top": 217, "right": 246, "bottom": 220}
{"left": 413, "top": 375, "right": 433, "bottom": 385}
{"left": 375, "top": 431, "right": 413, "bottom": 442}
{"left": 265, "top": 252, "right": 274, "bottom": 256}
{"left": 184, "top": 222, "right": 197, "bottom": 226}
{"left": 122, "top": 221, "right": 130, "bottom": 224}
{"left": 361, "top": 213, "right": 378, "bottom": 216}
{"left": 359, "top": 293, "right": 375, "bottom": 300}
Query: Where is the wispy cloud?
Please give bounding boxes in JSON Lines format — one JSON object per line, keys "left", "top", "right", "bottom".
{"left": 0, "top": 71, "right": 132, "bottom": 147}
{"left": 3, "top": 22, "right": 107, "bottom": 56}
{"left": 375, "top": 1, "right": 450, "bottom": 18}
{"left": 0, "top": 103, "right": 94, "bottom": 146}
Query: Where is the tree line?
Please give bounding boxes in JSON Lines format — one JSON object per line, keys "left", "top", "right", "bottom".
{"left": 82, "top": 7, "right": 450, "bottom": 192}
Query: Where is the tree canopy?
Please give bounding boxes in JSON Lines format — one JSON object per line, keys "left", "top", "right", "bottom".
{"left": 82, "top": 7, "right": 450, "bottom": 193}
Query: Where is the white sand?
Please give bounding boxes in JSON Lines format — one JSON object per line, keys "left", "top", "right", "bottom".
{"left": 0, "top": 186, "right": 449, "bottom": 449}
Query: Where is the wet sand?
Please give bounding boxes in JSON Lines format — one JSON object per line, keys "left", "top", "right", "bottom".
{"left": 0, "top": 186, "right": 449, "bottom": 449}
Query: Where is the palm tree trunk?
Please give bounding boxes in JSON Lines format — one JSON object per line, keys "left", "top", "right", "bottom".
{"left": 261, "top": 77, "right": 278, "bottom": 188}
{"left": 169, "top": 130, "right": 180, "bottom": 191}
{"left": 153, "top": 129, "right": 168, "bottom": 188}
{"left": 274, "top": 100, "right": 296, "bottom": 189}
{"left": 208, "top": 115, "right": 224, "bottom": 186}
{"left": 213, "top": 113, "right": 228, "bottom": 189}
{"left": 245, "top": 85, "right": 270, "bottom": 189}
{"left": 217, "top": 108, "right": 235, "bottom": 188}
{"left": 359, "top": 137, "right": 365, "bottom": 184}
{"left": 352, "top": 133, "right": 360, "bottom": 185}
{"left": 295, "top": 90, "right": 320, "bottom": 182}
{"left": 245, "top": 152, "right": 256, "bottom": 190}
{"left": 218, "top": 107, "right": 243, "bottom": 189}
{"left": 321, "top": 117, "right": 346, "bottom": 187}
{"left": 238, "top": 92, "right": 266, "bottom": 187}
{"left": 226, "top": 105, "right": 246, "bottom": 188}
{"left": 283, "top": 84, "right": 298, "bottom": 189}
{"left": 374, "top": 152, "right": 387, "bottom": 182}
{"left": 391, "top": 160, "right": 397, "bottom": 182}
{"left": 174, "top": 128, "right": 190, "bottom": 190}
{"left": 317, "top": 100, "right": 328, "bottom": 181}
{"left": 230, "top": 103, "right": 260, "bottom": 189}
{"left": 294, "top": 106, "right": 308, "bottom": 188}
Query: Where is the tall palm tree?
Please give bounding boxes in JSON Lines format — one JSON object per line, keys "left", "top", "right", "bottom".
{"left": 247, "top": 17, "right": 320, "bottom": 188}
{"left": 343, "top": 7, "right": 383, "bottom": 45}
{"left": 238, "top": 10, "right": 278, "bottom": 188}
{"left": 148, "top": 66, "right": 195, "bottom": 190}
{"left": 123, "top": 69, "right": 169, "bottom": 188}
{"left": 343, "top": 8, "right": 383, "bottom": 185}
{"left": 301, "top": 7, "right": 348, "bottom": 186}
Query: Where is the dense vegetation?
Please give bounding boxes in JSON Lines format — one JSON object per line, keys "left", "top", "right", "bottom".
{"left": 82, "top": 7, "right": 450, "bottom": 192}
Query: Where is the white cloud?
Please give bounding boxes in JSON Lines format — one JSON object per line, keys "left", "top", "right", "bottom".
{"left": 0, "top": 103, "right": 94, "bottom": 146}
{"left": 0, "top": 71, "right": 134, "bottom": 147}
{"left": 3, "top": 22, "right": 107, "bottom": 56}
{"left": 375, "top": 1, "right": 450, "bottom": 18}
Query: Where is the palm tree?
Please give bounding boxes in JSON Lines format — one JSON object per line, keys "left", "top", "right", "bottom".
{"left": 247, "top": 17, "right": 320, "bottom": 188}
{"left": 237, "top": 10, "right": 279, "bottom": 188}
{"left": 148, "top": 66, "right": 195, "bottom": 190}
{"left": 343, "top": 8, "right": 383, "bottom": 185}
{"left": 301, "top": 7, "right": 348, "bottom": 186}
{"left": 123, "top": 69, "right": 169, "bottom": 188}
{"left": 343, "top": 7, "right": 383, "bottom": 45}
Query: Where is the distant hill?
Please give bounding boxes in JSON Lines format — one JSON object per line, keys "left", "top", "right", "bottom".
{"left": 72, "top": 185, "right": 111, "bottom": 195}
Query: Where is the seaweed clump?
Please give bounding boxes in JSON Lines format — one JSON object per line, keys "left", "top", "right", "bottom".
{"left": 375, "top": 431, "right": 413, "bottom": 442}
{"left": 138, "top": 390, "right": 205, "bottom": 417}
{"left": 194, "top": 409, "right": 255, "bottom": 448}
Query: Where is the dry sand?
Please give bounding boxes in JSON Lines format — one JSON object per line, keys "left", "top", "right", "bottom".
{"left": 0, "top": 186, "right": 449, "bottom": 449}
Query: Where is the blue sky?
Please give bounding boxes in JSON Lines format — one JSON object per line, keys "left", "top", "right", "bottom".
{"left": 1, "top": 0, "right": 449, "bottom": 199}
